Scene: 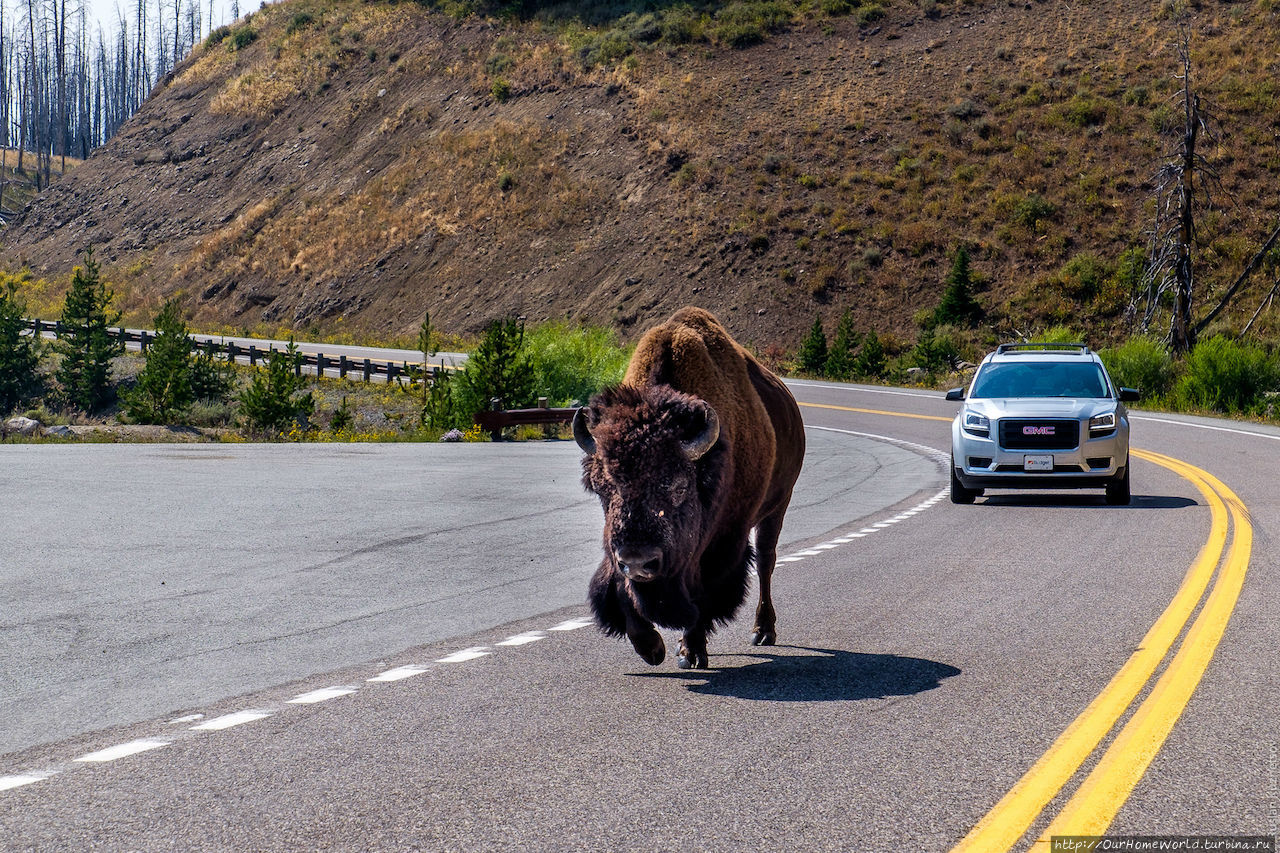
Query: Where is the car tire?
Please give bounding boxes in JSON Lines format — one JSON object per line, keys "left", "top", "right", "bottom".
{"left": 950, "top": 464, "right": 977, "bottom": 504}
{"left": 1105, "top": 465, "right": 1130, "bottom": 506}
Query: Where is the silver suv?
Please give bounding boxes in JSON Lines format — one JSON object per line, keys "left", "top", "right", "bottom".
{"left": 945, "top": 343, "right": 1139, "bottom": 505}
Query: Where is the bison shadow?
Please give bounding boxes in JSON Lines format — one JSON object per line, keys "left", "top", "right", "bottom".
{"left": 631, "top": 646, "right": 961, "bottom": 702}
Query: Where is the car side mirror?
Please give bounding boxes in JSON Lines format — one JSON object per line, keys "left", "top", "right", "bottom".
{"left": 1119, "top": 387, "right": 1140, "bottom": 402}
{"left": 945, "top": 388, "right": 965, "bottom": 401}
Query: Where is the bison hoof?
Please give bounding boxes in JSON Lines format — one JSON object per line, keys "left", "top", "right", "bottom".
{"left": 630, "top": 632, "right": 666, "bottom": 666}
{"left": 676, "top": 650, "right": 709, "bottom": 670}
{"left": 750, "top": 629, "right": 776, "bottom": 646}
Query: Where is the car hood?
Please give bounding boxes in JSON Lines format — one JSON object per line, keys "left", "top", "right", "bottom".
{"left": 964, "top": 398, "right": 1118, "bottom": 420}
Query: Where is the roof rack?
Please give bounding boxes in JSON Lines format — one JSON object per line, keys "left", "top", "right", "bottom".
{"left": 996, "top": 342, "right": 1090, "bottom": 355}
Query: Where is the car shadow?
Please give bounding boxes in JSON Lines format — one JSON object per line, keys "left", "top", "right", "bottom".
{"left": 629, "top": 646, "right": 961, "bottom": 702}
{"left": 978, "top": 494, "right": 1197, "bottom": 509}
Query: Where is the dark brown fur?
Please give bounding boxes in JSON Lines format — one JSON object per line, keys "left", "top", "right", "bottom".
{"left": 576, "top": 307, "right": 805, "bottom": 668}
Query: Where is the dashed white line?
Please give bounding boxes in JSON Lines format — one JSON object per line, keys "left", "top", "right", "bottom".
{"left": 435, "top": 647, "right": 491, "bottom": 664}
{"left": 773, "top": 488, "right": 950, "bottom": 568}
{"left": 74, "top": 739, "right": 170, "bottom": 763}
{"left": 496, "top": 631, "right": 547, "bottom": 647}
{"left": 368, "top": 665, "right": 430, "bottom": 683}
{"left": 190, "top": 711, "right": 273, "bottom": 731}
{"left": 287, "top": 687, "right": 358, "bottom": 704}
{"left": 549, "top": 617, "right": 594, "bottom": 632}
{"left": 165, "top": 714, "right": 205, "bottom": 725}
{"left": 0, "top": 771, "right": 57, "bottom": 791}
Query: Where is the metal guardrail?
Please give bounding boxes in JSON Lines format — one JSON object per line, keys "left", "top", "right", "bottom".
{"left": 27, "top": 319, "right": 444, "bottom": 384}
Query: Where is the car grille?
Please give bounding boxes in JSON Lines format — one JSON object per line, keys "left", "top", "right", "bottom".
{"left": 998, "top": 419, "right": 1080, "bottom": 450}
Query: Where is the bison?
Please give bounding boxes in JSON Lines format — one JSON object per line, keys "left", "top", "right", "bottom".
{"left": 573, "top": 307, "right": 805, "bottom": 669}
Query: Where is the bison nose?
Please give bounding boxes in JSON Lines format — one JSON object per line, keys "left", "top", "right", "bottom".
{"left": 615, "top": 545, "right": 663, "bottom": 581}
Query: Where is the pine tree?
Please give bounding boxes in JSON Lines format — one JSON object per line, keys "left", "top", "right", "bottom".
{"left": 855, "top": 331, "right": 886, "bottom": 378}
{"left": 935, "top": 245, "right": 984, "bottom": 327}
{"left": 125, "top": 298, "right": 195, "bottom": 424}
{"left": 456, "top": 317, "right": 535, "bottom": 418}
{"left": 238, "top": 339, "right": 315, "bottom": 433}
{"left": 824, "top": 309, "right": 861, "bottom": 379}
{"left": 56, "top": 247, "right": 123, "bottom": 413}
{"left": 0, "top": 273, "right": 41, "bottom": 415}
{"left": 797, "top": 314, "right": 828, "bottom": 375}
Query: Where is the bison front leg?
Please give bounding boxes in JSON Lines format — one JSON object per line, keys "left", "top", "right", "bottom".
{"left": 750, "top": 506, "right": 788, "bottom": 647}
{"left": 588, "top": 561, "right": 666, "bottom": 666}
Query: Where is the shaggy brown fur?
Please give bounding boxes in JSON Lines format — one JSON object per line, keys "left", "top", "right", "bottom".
{"left": 575, "top": 307, "right": 805, "bottom": 669}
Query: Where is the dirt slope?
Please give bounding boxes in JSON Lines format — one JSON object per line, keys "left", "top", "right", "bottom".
{"left": 3, "top": 0, "right": 1278, "bottom": 349}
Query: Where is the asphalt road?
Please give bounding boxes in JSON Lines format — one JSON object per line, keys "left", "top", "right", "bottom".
{"left": 1, "top": 382, "right": 1276, "bottom": 851}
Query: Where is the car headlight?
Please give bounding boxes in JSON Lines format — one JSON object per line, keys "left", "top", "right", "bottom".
{"left": 1089, "top": 411, "right": 1117, "bottom": 434}
{"left": 962, "top": 411, "right": 990, "bottom": 437}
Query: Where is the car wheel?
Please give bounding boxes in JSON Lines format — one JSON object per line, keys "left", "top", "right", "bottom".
{"left": 1105, "top": 466, "right": 1130, "bottom": 505}
{"left": 950, "top": 463, "right": 977, "bottom": 504}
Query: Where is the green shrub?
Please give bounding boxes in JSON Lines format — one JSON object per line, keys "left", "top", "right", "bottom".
{"left": 205, "top": 25, "right": 232, "bottom": 48}
{"left": 525, "top": 322, "right": 631, "bottom": 406}
{"left": 1051, "top": 253, "right": 1109, "bottom": 300}
{"left": 286, "top": 12, "right": 315, "bottom": 34}
{"left": 229, "top": 26, "right": 258, "bottom": 50}
{"left": 1053, "top": 94, "right": 1108, "bottom": 129}
{"left": 1099, "top": 337, "right": 1175, "bottom": 400}
{"left": 1012, "top": 193, "right": 1057, "bottom": 231}
{"left": 1175, "top": 335, "right": 1279, "bottom": 414}
{"left": 491, "top": 77, "right": 512, "bottom": 103}
{"left": 710, "top": 0, "right": 791, "bottom": 48}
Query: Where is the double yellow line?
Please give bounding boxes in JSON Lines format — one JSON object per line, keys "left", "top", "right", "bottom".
{"left": 795, "top": 401, "right": 1254, "bottom": 848}
{"left": 952, "top": 449, "right": 1252, "bottom": 849}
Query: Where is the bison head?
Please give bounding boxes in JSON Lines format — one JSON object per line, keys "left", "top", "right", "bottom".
{"left": 574, "top": 384, "right": 723, "bottom": 584}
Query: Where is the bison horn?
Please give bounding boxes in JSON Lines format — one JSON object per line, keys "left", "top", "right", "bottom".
{"left": 680, "top": 404, "right": 720, "bottom": 460}
{"left": 572, "top": 406, "right": 597, "bottom": 455}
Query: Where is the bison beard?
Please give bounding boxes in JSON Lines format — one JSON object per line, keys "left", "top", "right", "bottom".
{"left": 574, "top": 308, "right": 804, "bottom": 670}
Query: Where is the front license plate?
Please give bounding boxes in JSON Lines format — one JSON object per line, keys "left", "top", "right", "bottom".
{"left": 1024, "top": 455, "right": 1053, "bottom": 472}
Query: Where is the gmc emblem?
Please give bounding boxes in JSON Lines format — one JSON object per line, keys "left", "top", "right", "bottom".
{"left": 1023, "top": 425, "right": 1055, "bottom": 435}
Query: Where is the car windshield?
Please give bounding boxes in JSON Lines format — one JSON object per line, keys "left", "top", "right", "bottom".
{"left": 970, "top": 361, "right": 1111, "bottom": 399}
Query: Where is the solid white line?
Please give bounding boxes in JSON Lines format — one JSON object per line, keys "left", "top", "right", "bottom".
{"left": 0, "top": 771, "right": 57, "bottom": 791}
{"left": 435, "top": 647, "right": 491, "bottom": 663}
{"left": 74, "top": 739, "right": 170, "bottom": 763}
{"left": 190, "top": 711, "right": 273, "bottom": 731}
{"left": 549, "top": 617, "right": 594, "bottom": 632}
{"left": 368, "top": 665, "right": 429, "bottom": 683}
{"left": 786, "top": 380, "right": 939, "bottom": 399}
{"left": 287, "top": 687, "right": 358, "bottom": 704}
{"left": 1132, "top": 414, "right": 1280, "bottom": 442}
{"left": 496, "top": 632, "right": 547, "bottom": 647}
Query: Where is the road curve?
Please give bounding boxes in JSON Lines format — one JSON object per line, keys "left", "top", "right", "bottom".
{"left": 0, "top": 382, "right": 1275, "bottom": 851}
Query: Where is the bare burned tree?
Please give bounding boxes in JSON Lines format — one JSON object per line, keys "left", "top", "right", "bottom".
{"left": 1132, "top": 24, "right": 1221, "bottom": 353}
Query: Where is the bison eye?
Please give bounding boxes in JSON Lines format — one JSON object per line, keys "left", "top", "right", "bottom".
{"left": 668, "top": 477, "right": 691, "bottom": 507}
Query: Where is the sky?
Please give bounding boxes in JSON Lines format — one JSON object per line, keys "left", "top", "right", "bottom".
{"left": 3, "top": 0, "right": 247, "bottom": 44}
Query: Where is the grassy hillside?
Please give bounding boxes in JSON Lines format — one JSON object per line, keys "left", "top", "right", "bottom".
{"left": 2, "top": 0, "right": 1279, "bottom": 356}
